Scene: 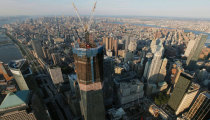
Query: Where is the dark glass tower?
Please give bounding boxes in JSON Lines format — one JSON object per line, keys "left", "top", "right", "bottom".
{"left": 167, "top": 72, "right": 199, "bottom": 115}
{"left": 32, "top": 39, "right": 44, "bottom": 59}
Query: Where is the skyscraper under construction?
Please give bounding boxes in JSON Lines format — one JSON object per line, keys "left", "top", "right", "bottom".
{"left": 73, "top": 41, "right": 105, "bottom": 120}
{"left": 72, "top": 2, "right": 105, "bottom": 119}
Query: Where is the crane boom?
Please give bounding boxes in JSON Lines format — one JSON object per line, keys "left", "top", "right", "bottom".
{"left": 72, "top": 1, "right": 97, "bottom": 45}
{"left": 72, "top": 2, "right": 85, "bottom": 31}
{"left": 87, "top": 1, "right": 97, "bottom": 31}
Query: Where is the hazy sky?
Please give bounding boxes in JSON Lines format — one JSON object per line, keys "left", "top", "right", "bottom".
{"left": 0, "top": 0, "right": 210, "bottom": 18}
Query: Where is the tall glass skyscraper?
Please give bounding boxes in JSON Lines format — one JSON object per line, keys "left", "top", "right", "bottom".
{"left": 186, "top": 35, "right": 207, "bottom": 71}
{"left": 167, "top": 72, "right": 200, "bottom": 115}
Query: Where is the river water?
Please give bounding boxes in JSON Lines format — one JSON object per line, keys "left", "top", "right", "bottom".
{"left": 0, "top": 44, "right": 23, "bottom": 63}
{"left": 0, "top": 18, "right": 24, "bottom": 63}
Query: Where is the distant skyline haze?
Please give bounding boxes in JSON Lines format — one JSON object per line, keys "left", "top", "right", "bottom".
{"left": 0, "top": 0, "right": 210, "bottom": 18}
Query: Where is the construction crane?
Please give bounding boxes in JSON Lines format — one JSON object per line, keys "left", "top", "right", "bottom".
{"left": 72, "top": 2, "right": 85, "bottom": 31}
{"left": 72, "top": 1, "right": 97, "bottom": 45}
{"left": 87, "top": 1, "right": 97, "bottom": 31}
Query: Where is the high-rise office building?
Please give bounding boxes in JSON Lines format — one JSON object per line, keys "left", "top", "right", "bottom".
{"left": 51, "top": 53, "right": 61, "bottom": 65}
{"left": 158, "top": 58, "right": 168, "bottom": 82}
{"left": 184, "top": 39, "right": 196, "bottom": 57}
{"left": 103, "top": 57, "right": 114, "bottom": 106}
{"left": 8, "top": 59, "right": 36, "bottom": 90}
{"left": 103, "top": 37, "right": 109, "bottom": 50}
{"left": 42, "top": 47, "right": 52, "bottom": 60}
{"left": 147, "top": 52, "right": 163, "bottom": 83}
{"left": 186, "top": 91, "right": 210, "bottom": 120}
{"left": 147, "top": 42, "right": 164, "bottom": 83}
{"left": 143, "top": 59, "right": 151, "bottom": 79}
{"left": 171, "top": 62, "right": 184, "bottom": 85}
{"left": 103, "top": 37, "right": 118, "bottom": 56}
{"left": 73, "top": 42, "right": 105, "bottom": 120}
{"left": 167, "top": 72, "right": 200, "bottom": 115}
{"left": 128, "top": 40, "right": 137, "bottom": 52}
{"left": 115, "top": 79, "right": 144, "bottom": 105}
{"left": 124, "top": 51, "right": 134, "bottom": 62}
{"left": 143, "top": 53, "right": 153, "bottom": 79}
{"left": 0, "top": 90, "right": 49, "bottom": 120}
{"left": 186, "top": 35, "right": 207, "bottom": 70}
{"left": 32, "top": 39, "right": 45, "bottom": 59}
{"left": 124, "top": 36, "right": 130, "bottom": 51}
{"left": 114, "top": 38, "right": 118, "bottom": 56}
{"left": 42, "top": 47, "right": 48, "bottom": 59}
{"left": 150, "top": 39, "right": 157, "bottom": 53}
{"left": 150, "top": 39, "right": 162, "bottom": 53}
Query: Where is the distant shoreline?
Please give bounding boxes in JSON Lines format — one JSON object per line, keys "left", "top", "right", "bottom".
{"left": 108, "top": 21, "right": 210, "bottom": 43}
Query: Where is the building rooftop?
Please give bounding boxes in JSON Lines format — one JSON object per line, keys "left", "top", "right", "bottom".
{"left": 8, "top": 59, "right": 26, "bottom": 69}
{"left": 54, "top": 38, "right": 64, "bottom": 43}
{"left": 0, "top": 90, "right": 30, "bottom": 110}
{"left": 188, "top": 83, "right": 200, "bottom": 92}
{"left": 68, "top": 74, "right": 77, "bottom": 81}
{"left": 203, "top": 92, "right": 210, "bottom": 99}
{"left": 114, "top": 71, "right": 136, "bottom": 83}
{"left": 119, "top": 79, "right": 143, "bottom": 88}
{"left": 73, "top": 45, "right": 103, "bottom": 57}
{"left": 108, "top": 108, "right": 125, "bottom": 119}
{"left": 181, "top": 72, "right": 193, "bottom": 80}
{"left": 158, "top": 81, "right": 167, "bottom": 87}
{"left": 0, "top": 74, "right": 4, "bottom": 80}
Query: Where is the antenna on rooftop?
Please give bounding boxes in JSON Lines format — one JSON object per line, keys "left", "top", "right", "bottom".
{"left": 72, "top": 1, "right": 97, "bottom": 46}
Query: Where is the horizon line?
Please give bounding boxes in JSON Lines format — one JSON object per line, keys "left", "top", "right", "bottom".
{"left": 1, "top": 14, "right": 210, "bottom": 20}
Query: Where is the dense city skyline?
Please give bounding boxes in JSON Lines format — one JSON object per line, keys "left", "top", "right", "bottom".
{"left": 0, "top": 1, "right": 210, "bottom": 120}
{"left": 0, "top": 0, "right": 210, "bottom": 18}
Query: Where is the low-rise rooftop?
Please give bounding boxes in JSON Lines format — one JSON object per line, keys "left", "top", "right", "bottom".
{"left": 0, "top": 90, "right": 30, "bottom": 111}
{"left": 8, "top": 59, "right": 26, "bottom": 69}
{"left": 203, "top": 92, "right": 210, "bottom": 99}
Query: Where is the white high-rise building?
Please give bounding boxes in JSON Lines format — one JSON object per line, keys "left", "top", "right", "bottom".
{"left": 168, "top": 72, "right": 200, "bottom": 115}
{"left": 147, "top": 41, "right": 164, "bottom": 83}
{"left": 150, "top": 39, "right": 157, "bottom": 53}
{"left": 150, "top": 39, "right": 161, "bottom": 54}
{"left": 147, "top": 52, "right": 163, "bottom": 83}
{"left": 175, "top": 83, "right": 200, "bottom": 115}
{"left": 158, "top": 58, "right": 168, "bottom": 82}
{"left": 128, "top": 39, "right": 137, "bottom": 52}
